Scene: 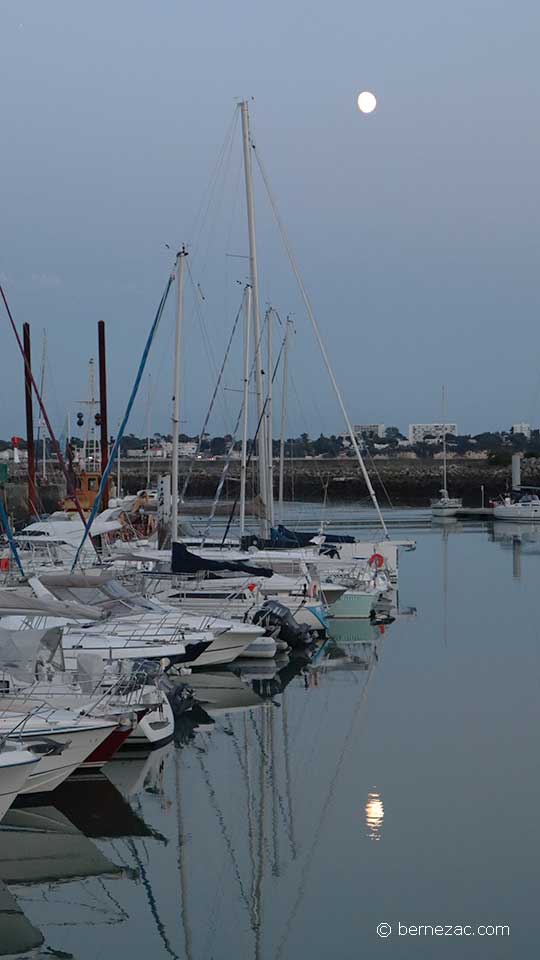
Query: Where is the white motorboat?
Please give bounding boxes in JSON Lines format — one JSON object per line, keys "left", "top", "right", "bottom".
{"left": 326, "top": 586, "right": 379, "bottom": 620}
{"left": 0, "top": 709, "right": 118, "bottom": 793}
{"left": 60, "top": 629, "right": 210, "bottom": 668}
{"left": 0, "top": 673, "right": 174, "bottom": 752}
{"left": 31, "top": 572, "right": 264, "bottom": 667}
{"left": 0, "top": 745, "right": 40, "bottom": 821}
{"left": 0, "top": 513, "right": 122, "bottom": 576}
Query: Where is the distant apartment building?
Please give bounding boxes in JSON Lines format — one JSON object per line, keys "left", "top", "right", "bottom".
{"left": 408, "top": 423, "right": 458, "bottom": 444}
{"left": 511, "top": 423, "right": 531, "bottom": 439}
{"left": 342, "top": 424, "right": 385, "bottom": 442}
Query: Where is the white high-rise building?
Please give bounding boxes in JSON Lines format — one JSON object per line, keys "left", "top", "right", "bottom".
{"left": 409, "top": 423, "right": 458, "bottom": 444}
{"left": 352, "top": 424, "right": 386, "bottom": 440}
{"left": 512, "top": 423, "right": 531, "bottom": 439}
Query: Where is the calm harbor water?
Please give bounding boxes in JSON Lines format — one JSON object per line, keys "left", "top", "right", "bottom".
{"left": 2, "top": 512, "right": 538, "bottom": 958}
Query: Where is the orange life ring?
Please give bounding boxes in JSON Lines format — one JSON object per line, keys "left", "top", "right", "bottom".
{"left": 369, "top": 552, "right": 385, "bottom": 570}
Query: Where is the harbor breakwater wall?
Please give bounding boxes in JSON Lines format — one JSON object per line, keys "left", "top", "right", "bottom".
{"left": 2, "top": 457, "right": 535, "bottom": 522}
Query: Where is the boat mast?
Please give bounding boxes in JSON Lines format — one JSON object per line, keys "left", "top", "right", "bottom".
{"left": 240, "top": 100, "right": 268, "bottom": 537}
{"left": 442, "top": 385, "right": 447, "bottom": 495}
{"left": 117, "top": 436, "right": 121, "bottom": 497}
{"left": 239, "top": 284, "right": 252, "bottom": 536}
{"left": 22, "top": 323, "right": 37, "bottom": 517}
{"left": 146, "top": 374, "right": 152, "bottom": 489}
{"left": 97, "top": 321, "right": 110, "bottom": 509}
{"left": 171, "top": 247, "right": 187, "bottom": 544}
{"left": 38, "top": 329, "right": 47, "bottom": 480}
{"left": 266, "top": 307, "right": 274, "bottom": 528}
{"left": 278, "top": 318, "right": 292, "bottom": 523}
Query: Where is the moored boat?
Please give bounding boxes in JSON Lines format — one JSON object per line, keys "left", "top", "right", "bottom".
{"left": 0, "top": 746, "right": 40, "bottom": 821}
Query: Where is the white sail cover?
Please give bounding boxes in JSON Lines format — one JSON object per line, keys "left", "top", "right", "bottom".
{"left": 0, "top": 626, "right": 65, "bottom": 681}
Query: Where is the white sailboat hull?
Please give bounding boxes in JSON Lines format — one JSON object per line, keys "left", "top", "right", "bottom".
{"left": 0, "top": 752, "right": 39, "bottom": 821}
{"left": 431, "top": 486, "right": 462, "bottom": 517}
{"left": 494, "top": 502, "right": 540, "bottom": 521}
{"left": 0, "top": 722, "right": 117, "bottom": 794}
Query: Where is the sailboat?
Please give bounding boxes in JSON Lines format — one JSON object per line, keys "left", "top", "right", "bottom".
{"left": 431, "top": 388, "right": 462, "bottom": 517}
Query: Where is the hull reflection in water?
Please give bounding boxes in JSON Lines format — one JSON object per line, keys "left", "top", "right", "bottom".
{"left": 0, "top": 805, "right": 125, "bottom": 884}
{"left": 0, "top": 881, "right": 43, "bottom": 956}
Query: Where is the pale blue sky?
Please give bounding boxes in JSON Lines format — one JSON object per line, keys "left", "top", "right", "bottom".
{"left": 1, "top": 0, "right": 539, "bottom": 440}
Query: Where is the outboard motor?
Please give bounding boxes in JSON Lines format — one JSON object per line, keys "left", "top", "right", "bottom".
{"left": 253, "top": 600, "right": 314, "bottom": 649}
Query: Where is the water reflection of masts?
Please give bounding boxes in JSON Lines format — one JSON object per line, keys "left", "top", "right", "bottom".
{"left": 512, "top": 535, "right": 521, "bottom": 579}
{"left": 275, "top": 659, "right": 378, "bottom": 960}
{"left": 126, "top": 837, "right": 179, "bottom": 960}
{"left": 269, "top": 708, "right": 280, "bottom": 877}
{"left": 254, "top": 707, "right": 266, "bottom": 960}
{"left": 443, "top": 525, "right": 448, "bottom": 648}
{"left": 281, "top": 693, "right": 297, "bottom": 860}
{"left": 175, "top": 750, "right": 194, "bottom": 960}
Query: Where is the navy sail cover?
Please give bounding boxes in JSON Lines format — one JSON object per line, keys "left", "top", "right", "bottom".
{"left": 171, "top": 542, "right": 273, "bottom": 578}
{"left": 271, "top": 524, "right": 355, "bottom": 546}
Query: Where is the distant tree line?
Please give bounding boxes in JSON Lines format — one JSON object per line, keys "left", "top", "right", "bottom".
{"left": 3, "top": 428, "right": 540, "bottom": 462}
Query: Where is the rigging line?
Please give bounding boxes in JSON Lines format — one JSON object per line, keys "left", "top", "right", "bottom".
{"left": 218, "top": 332, "right": 286, "bottom": 544}
{"left": 180, "top": 289, "right": 244, "bottom": 502}
{"left": 0, "top": 284, "right": 95, "bottom": 543}
{"left": 365, "top": 444, "right": 395, "bottom": 509}
{"left": 203, "top": 308, "right": 275, "bottom": 543}
{"left": 70, "top": 267, "right": 175, "bottom": 570}
{"left": 189, "top": 107, "right": 239, "bottom": 257}
{"left": 186, "top": 257, "right": 220, "bottom": 383}
{"left": 35, "top": 328, "right": 46, "bottom": 447}
{"left": 186, "top": 257, "right": 233, "bottom": 432}
{"left": 139, "top": 316, "right": 172, "bottom": 434}
{"left": 253, "top": 145, "right": 389, "bottom": 538}
{"left": 194, "top": 110, "right": 240, "bottom": 289}
{"left": 223, "top": 149, "right": 247, "bottom": 339}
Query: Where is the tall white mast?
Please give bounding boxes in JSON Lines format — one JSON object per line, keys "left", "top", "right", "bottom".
{"left": 278, "top": 318, "right": 292, "bottom": 523}
{"left": 171, "top": 247, "right": 187, "bottom": 543}
{"left": 39, "top": 330, "right": 47, "bottom": 479}
{"left": 146, "top": 373, "right": 152, "bottom": 489}
{"left": 442, "top": 385, "right": 447, "bottom": 494}
{"left": 239, "top": 285, "right": 252, "bottom": 536}
{"left": 240, "top": 100, "right": 268, "bottom": 537}
{"left": 266, "top": 307, "right": 274, "bottom": 528}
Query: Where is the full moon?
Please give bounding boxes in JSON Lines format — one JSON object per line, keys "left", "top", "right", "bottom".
{"left": 357, "top": 91, "right": 377, "bottom": 114}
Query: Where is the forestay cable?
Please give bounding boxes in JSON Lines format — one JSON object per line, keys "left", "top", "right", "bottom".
{"left": 253, "top": 145, "right": 389, "bottom": 538}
